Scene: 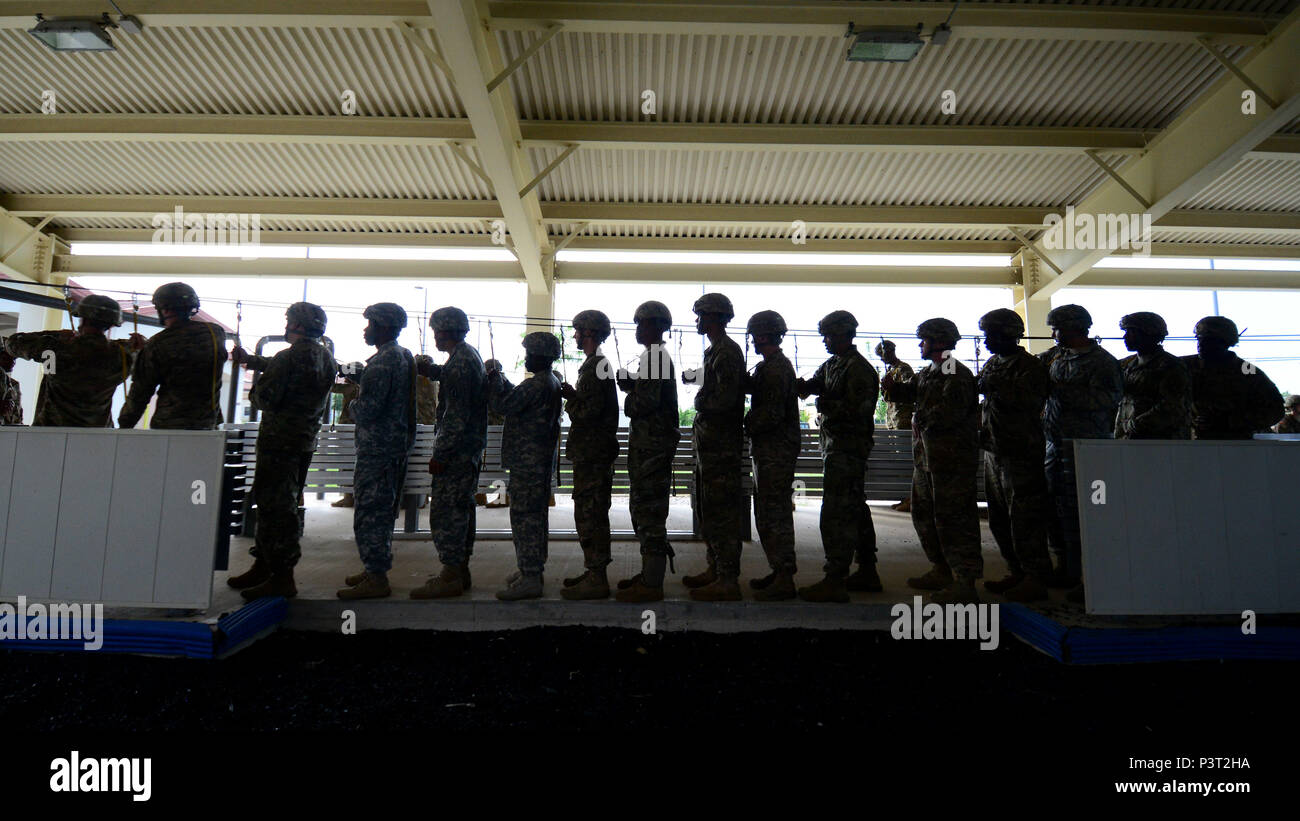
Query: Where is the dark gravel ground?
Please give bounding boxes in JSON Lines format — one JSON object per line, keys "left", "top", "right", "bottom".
{"left": 3, "top": 628, "right": 1291, "bottom": 804}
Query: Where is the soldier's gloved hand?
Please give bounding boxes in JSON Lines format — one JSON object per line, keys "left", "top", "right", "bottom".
{"left": 484, "top": 359, "right": 502, "bottom": 377}
{"left": 231, "top": 345, "right": 248, "bottom": 365}
{"left": 414, "top": 354, "right": 435, "bottom": 376}
{"left": 560, "top": 382, "right": 576, "bottom": 400}
{"left": 681, "top": 367, "right": 695, "bottom": 385}
{"left": 616, "top": 368, "right": 632, "bottom": 391}
{"left": 127, "top": 332, "right": 146, "bottom": 352}
{"left": 794, "top": 378, "right": 811, "bottom": 399}
{"left": 880, "top": 372, "right": 894, "bottom": 390}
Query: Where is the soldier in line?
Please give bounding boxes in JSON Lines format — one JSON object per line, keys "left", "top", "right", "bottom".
{"left": 1182, "top": 316, "right": 1283, "bottom": 439}
{"left": 329, "top": 374, "right": 436, "bottom": 509}
{"left": 560, "top": 310, "right": 620, "bottom": 601}
{"left": 4, "top": 295, "right": 144, "bottom": 427}
{"left": 1274, "top": 395, "right": 1300, "bottom": 434}
{"left": 891, "top": 319, "right": 982, "bottom": 605}
{"left": 976, "top": 309, "right": 1052, "bottom": 602}
{"left": 411, "top": 307, "right": 488, "bottom": 599}
{"left": 743, "top": 310, "right": 801, "bottom": 601}
{"left": 227, "top": 303, "right": 338, "bottom": 600}
{"left": 329, "top": 379, "right": 361, "bottom": 507}
{"left": 119, "top": 282, "right": 228, "bottom": 430}
{"left": 1041, "top": 304, "right": 1122, "bottom": 604}
{"left": 1114, "top": 312, "right": 1191, "bottom": 440}
{"left": 484, "top": 332, "right": 564, "bottom": 601}
{"left": 797, "top": 310, "right": 881, "bottom": 602}
{"left": 614, "top": 300, "right": 681, "bottom": 603}
{"left": 0, "top": 347, "right": 21, "bottom": 425}
{"left": 337, "top": 303, "right": 416, "bottom": 600}
{"left": 877, "top": 339, "right": 916, "bottom": 512}
{"left": 681, "top": 293, "right": 748, "bottom": 602}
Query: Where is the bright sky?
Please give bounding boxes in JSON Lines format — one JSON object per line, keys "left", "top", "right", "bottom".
{"left": 74, "top": 275, "right": 1300, "bottom": 401}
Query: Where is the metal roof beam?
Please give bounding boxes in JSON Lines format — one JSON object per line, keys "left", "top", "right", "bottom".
{"left": 1029, "top": 6, "right": 1300, "bottom": 301}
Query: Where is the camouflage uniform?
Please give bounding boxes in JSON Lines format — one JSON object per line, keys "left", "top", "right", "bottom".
{"left": 489, "top": 369, "right": 562, "bottom": 575}
{"left": 692, "top": 334, "right": 747, "bottom": 580}
{"left": 4, "top": 331, "right": 133, "bottom": 427}
{"left": 625, "top": 344, "right": 681, "bottom": 561}
{"left": 0, "top": 371, "right": 21, "bottom": 425}
{"left": 566, "top": 349, "right": 620, "bottom": 570}
{"left": 1042, "top": 343, "right": 1123, "bottom": 579}
{"left": 1181, "top": 354, "right": 1284, "bottom": 439}
{"left": 745, "top": 348, "right": 800, "bottom": 575}
{"left": 119, "top": 320, "right": 228, "bottom": 429}
{"left": 880, "top": 360, "right": 916, "bottom": 429}
{"left": 351, "top": 340, "right": 416, "bottom": 575}
{"left": 244, "top": 340, "right": 337, "bottom": 570}
{"left": 332, "top": 380, "right": 360, "bottom": 424}
{"left": 1274, "top": 405, "right": 1300, "bottom": 434}
{"left": 896, "top": 356, "right": 982, "bottom": 582}
{"left": 426, "top": 342, "right": 488, "bottom": 566}
{"left": 1115, "top": 350, "right": 1192, "bottom": 439}
{"left": 416, "top": 375, "right": 438, "bottom": 425}
{"left": 978, "top": 349, "right": 1053, "bottom": 580}
{"left": 805, "top": 347, "right": 879, "bottom": 577}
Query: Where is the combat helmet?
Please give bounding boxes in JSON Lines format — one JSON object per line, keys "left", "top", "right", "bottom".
{"left": 874, "top": 339, "right": 896, "bottom": 357}
{"left": 746, "top": 310, "right": 787, "bottom": 338}
{"left": 1046, "top": 304, "right": 1092, "bottom": 331}
{"left": 633, "top": 300, "right": 673, "bottom": 331}
{"left": 1193, "top": 315, "right": 1239, "bottom": 346}
{"left": 571, "top": 309, "right": 612, "bottom": 341}
{"left": 74, "top": 294, "right": 124, "bottom": 328}
{"left": 978, "top": 308, "right": 1025, "bottom": 338}
{"left": 286, "top": 301, "right": 327, "bottom": 336}
{"left": 523, "top": 331, "right": 562, "bottom": 361}
{"left": 363, "top": 302, "right": 408, "bottom": 329}
{"left": 1119, "top": 311, "right": 1168, "bottom": 340}
{"left": 151, "top": 282, "right": 200, "bottom": 316}
{"left": 817, "top": 310, "right": 858, "bottom": 337}
{"left": 692, "top": 292, "right": 735, "bottom": 322}
{"left": 916, "top": 317, "right": 961, "bottom": 347}
{"left": 430, "top": 306, "right": 470, "bottom": 334}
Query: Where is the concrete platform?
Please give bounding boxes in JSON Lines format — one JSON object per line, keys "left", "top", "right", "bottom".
{"left": 201, "top": 494, "right": 1056, "bottom": 633}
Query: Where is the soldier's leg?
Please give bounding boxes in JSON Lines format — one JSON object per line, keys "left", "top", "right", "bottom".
{"left": 1006, "top": 454, "right": 1053, "bottom": 580}
{"left": 353, "top": 455, "right": 400, "bottom": 576}
{"left": 690, "top": 458, "right": 717, "bottom": 573}
{"left": 592, "top": 460, "right": 613, "bottom": 566}
{"left": 751, "top": 455, "right": 784, "bottom": 572}
{"left": 429, "top": 458, "right": 477, "bottom": 567}
{"left": 909, "top": 467, "right": 945, "bottom": 568}
{"left": 698, "top": 449, "right": 743, "bottom": 581}
{"left": 1054, "top": 443, "right": 1083, "bottom": 581}
{"left": 572, "top": 460, "right": 613, "bottom": 570}
{"left": 617, "top": 447, "right": 673, "bottom": 601}
{"left": 854, "top": 453, "right": 877, "bottom": 566}
{"left": 251, "top": 446, "right": 302, "bottom": 571}
{"left": 819, "top": 452, "right": 863, "bottom": 578}
{"left": 929, "top": 466, "right": 983, "bottom": 584}
{"left": 1043, "top": 443, "right": 1068, "bottom": 571}
{"left": 507, "top": 468, "right": 551, "bottom": 576}
{"left": 465, "top": 452, "right": 482, "bottom": 560}
{"left": 984, "top": 451, "right": 1020, "bottom": 576}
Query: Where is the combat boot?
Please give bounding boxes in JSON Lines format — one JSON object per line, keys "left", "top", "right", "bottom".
{"left": 344, "top": 569, "right": 368, "bottom": 587}
{"left": 241, "top": 568, "right": 296, "bottom": 600}
{"left": 846, "top": 564, "right": 883, "bottom": 592}
{"left": 410, "top": 563, "right": 470, "bottom": 599}
{"left": 496, "top": 573, "right": 544, "bottom": 601}
{"left": 227, "top": 558, "right": 271, "bottom": 590}
{"left": 337, "top": 572, "right": 391, "bottom": 600}
{"left": 690, "top": 577, "right": 743, "bottom": 602}
{"left": 891, "top": 498, "right": 911, "bottom": 513}
{"left": 797, "top": 575, "right": 849, "bottom": 603}
{"left": 617, "top": 555, "right": 666, "bottom": 603}
{"left": 907, "top": 564, "right": 952, "bottom": 591}
{"left": 749, "top": 571, "right": 777, "bottom": 591}
{"left": 331, "top": 493, "right": 354, "bottom": 508}
{"left": 753, "top": 571, "right": 796, "bottom": 602}
{"left": 682, "top": 563, "right": 717, "bottom": 589}
{"left": 561, "top": 567, "right": 609, "bottom": 600}
{"left": 1004, "top": 575, "right": 1049, "bottom": 603}
{"left": 1065, "top": 583, "right": 1086, "bottom": 605}
{"left": 983, "top": 573, "right": 1023, "bottom": 594}
{"left": 930, "top": 581, "right": 980, "bottom": 605}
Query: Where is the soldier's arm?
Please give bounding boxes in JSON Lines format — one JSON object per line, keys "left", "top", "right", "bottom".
{"left": 249, "top": 352, "right": 291, "bottom": 412}
{"left": 118, "top": 343, "right": 159, "bottom": 428}
{"left": 802, "top": 361, "right": 828, "bottom": 395}
{"left": 564, "top": 366, "right": 604, "bottom": 423}
{"left": 624, "top": 351, "right": 671, "bottom": 419}
{"left": 432, "top": 357, "right": 479, "bottom": 461}
{"left": 695, "top": 347, "right": 745, "bottom": 414}
{"left": 241, "top": 353, "right": 273, "bottom": 371}
{"left": 1083, "top": 358, "right": 1125, "bottom": 412}
{"left": 1134, "top": 361, "right": 1189, "bottom": 432}
{"left": 818, "top": 361, "right": 874, "bottom": 421}
{"left": 4, "top": 331, "right": 62, "bottom": 361}
{"left": 1248, "top": 370, "right": 1285, "bottom": 431}
{"left": 889, "top": 367, "right": 919, "bottom": 405}
{"left": 349, "top": 357, "right": 392, "bottom": 427}
{"left": 486, "top": 371, "right": 519, "bottom": 415}
{"left": 744, "top": 365, "right": 786, "bottom": 436}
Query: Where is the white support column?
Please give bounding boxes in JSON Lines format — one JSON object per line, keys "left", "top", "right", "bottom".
{"left": 1013, "top": 250, "right": 1053, "bottom": 354}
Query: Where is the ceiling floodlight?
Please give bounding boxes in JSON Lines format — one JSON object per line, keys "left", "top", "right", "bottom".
{"left": 27, "top": 15, "right": 115, "bottom": 52}
{"left": 845, "top": 23, "right": 924, "bottom": 62}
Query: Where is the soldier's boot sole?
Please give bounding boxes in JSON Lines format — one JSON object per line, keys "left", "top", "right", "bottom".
{"left": 561, "top": 570, "right": 610, "bottom": 600}
{"left": 241, "top": 571, "right": 296, "bottom": 601}
{"left": 682, "top": 566, "right": 717, "bottom": 589}
{"left": 227, "top": 559, "right": 271, "bottom": 590}
{"left": 906, "top": 565, "right": 953, "bottom": 591}
{"left": 753, "top": 572, "right": 796, "bottom": 602}
{"left": 797, "top": 576, "right": 849, "bottom": 603}
{"left": 615, "top": 577, "right": 664, "bottom": 603}
{"left": 689, "top": 578, "right": 743, "bottom": 602}
{"left": 983, "top": 573, "right": 1024, "bottom": 594}
{"left": 930, "top": 583, "right": 980, "bottom": 606}
{"left": 337, "top": 576, "right": 392, "bottom": 600}
{"left": 749, "top": 571, "right": 777, "bottom": 591}
{"left": 1003, "top": 575, "right": 1049, "bottom": 603}
{"left": 845, "top": 565, "right": 883, "bottom": 593}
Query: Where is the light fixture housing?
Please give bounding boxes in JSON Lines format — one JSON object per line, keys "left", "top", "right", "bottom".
{"left": 27, "top": 18, "right": 115, "bottom": 52}
{"left": 845, "top": 24, "right": 924, "bottom": 63}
